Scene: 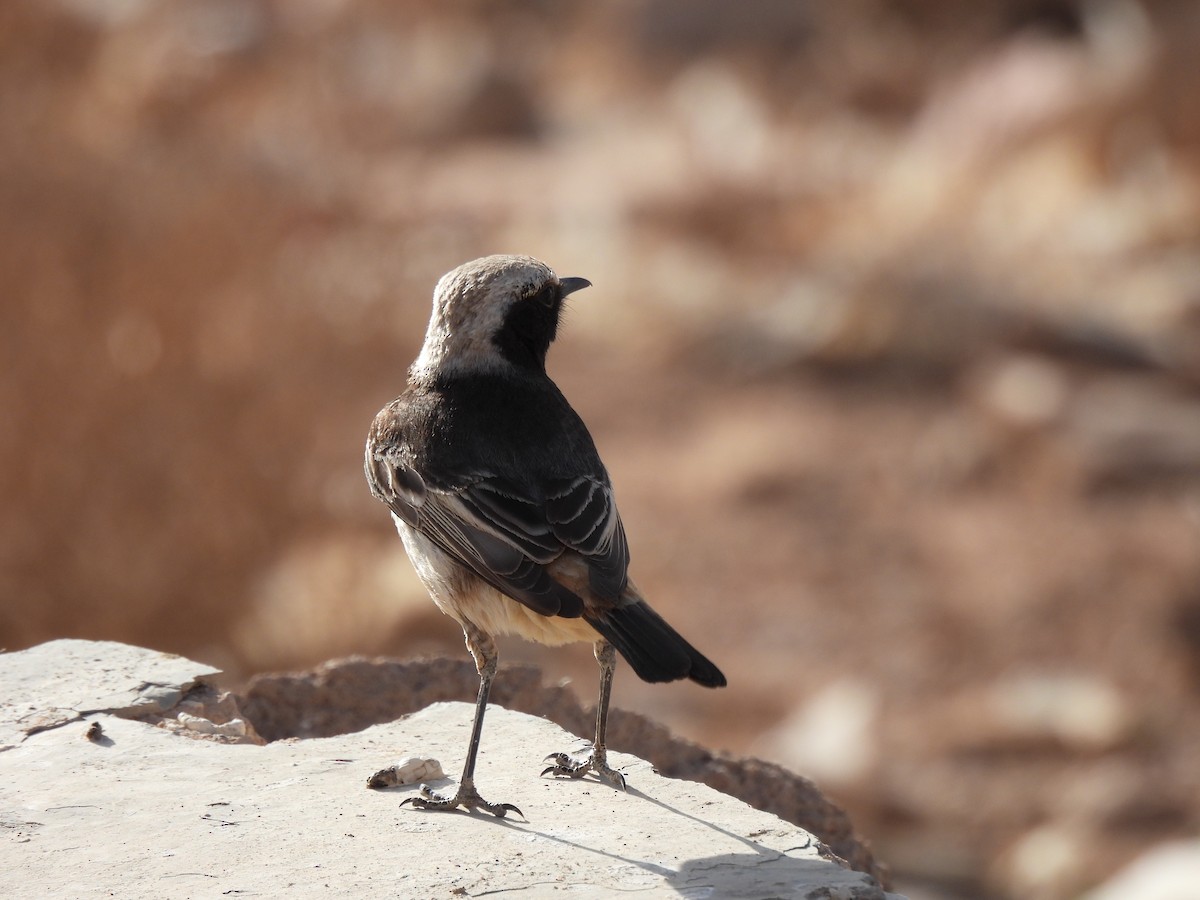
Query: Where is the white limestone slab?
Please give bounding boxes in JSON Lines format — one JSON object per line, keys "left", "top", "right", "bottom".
{"left": 1, "top": 699, "right": 897, "bottom": 899}
{"left": 0, "top": 639, "right": 220, "bottom": 750}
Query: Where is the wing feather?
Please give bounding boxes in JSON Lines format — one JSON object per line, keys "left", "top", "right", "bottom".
{"left": 546, "top": 476, "right": 628, "bottom": 597}
{"left": 418, "top": 493, "right": 582, "bottom": 617}
{"left": 368, "top": 435, "right": 630, "bottom": 617}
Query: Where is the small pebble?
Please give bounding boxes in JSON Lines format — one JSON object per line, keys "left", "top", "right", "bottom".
{"left": 366, "top": 757, "right": 444, "bottom": 789}
{"left": 176, "top": 712, "right": 249, "bottom": 738}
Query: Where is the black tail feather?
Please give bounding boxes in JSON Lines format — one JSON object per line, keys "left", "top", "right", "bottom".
{"left": 587, "top": 602, "right": 726, "bottom": 688}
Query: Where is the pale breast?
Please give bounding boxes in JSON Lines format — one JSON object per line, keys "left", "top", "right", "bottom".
{"left": 458, "top": 584, "right": 600, "bottom": 646}
{"left": 394, "top": 514, "right": 600, "bottom": 647}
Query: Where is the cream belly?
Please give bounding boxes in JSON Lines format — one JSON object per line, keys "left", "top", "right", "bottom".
{"left": 395, "top": 515, "right": 600, "bottom": 647}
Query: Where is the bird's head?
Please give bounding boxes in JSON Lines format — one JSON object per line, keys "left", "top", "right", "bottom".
{"left": 411, "top": 255, "right": 591, "bottom": 379}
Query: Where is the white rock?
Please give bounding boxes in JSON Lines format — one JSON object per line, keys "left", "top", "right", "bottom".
{"left": 988, "top": 672, "right": 1131, "bottom": 751}
{"left": 1084, "top": 840, "right": 1200, "bottom": 900}
{"left": 174, "top": 712, "right": 250, "bottom": 739}
{"left": 759, "top": 678, "right": 880, "bottom": 786}
{"left": 0, "top": 639, "right": 220, "bottom": 750}
{"left": 365, "top": 755, "right": 444, "bottom": 788}
{"left": 999, "top": 823, "right": 1086, "bottom": 899}
{"left": 0, "top": 640, "right": 903, "bottom": 900}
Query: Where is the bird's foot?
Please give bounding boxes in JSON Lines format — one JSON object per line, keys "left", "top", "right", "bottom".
{"left": 399, "top": 782, "right": 523, "bottom": 819}
{"left": 541, "top": 748, "right": 627, "bottom": 791}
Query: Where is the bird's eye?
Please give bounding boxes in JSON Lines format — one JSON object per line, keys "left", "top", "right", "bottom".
{"left": 528, "top": 283, "right": 557, "bottom": 307}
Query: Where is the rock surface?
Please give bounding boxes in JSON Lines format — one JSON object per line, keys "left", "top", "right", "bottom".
{"left": 1, "top": 640, "right": 902, "bottom": 899}
{"left": 1084, "top": 840, "right": 1200, "bottom": 900}
{"left": 0, "top": 639, "right": 222, "bottom": 750}
{"left": 242, "top": 654, "right": 890, "bottom": 884}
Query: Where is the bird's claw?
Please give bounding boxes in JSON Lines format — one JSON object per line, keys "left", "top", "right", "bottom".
{"left": 541, "top": 752, "right": 580, "bottom": 777}
{"left": 399, "top": 783, "right": 523, "bottom": 819}
{"left": 541, "top": 750, "right": 627, "bottom": 791}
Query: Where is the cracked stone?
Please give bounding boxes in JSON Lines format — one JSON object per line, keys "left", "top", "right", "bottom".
{"left": 0, "top": 640, "right": 220, "bottom": 749}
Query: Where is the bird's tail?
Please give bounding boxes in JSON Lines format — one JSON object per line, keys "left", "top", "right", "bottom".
{"left": 586, "top": 599, "right": 726, "bottom": 688}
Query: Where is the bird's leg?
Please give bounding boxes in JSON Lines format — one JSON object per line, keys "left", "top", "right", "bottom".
{"left": 397, "top": 624, "right": 522, "bottom": 818}
{"left": 542, "top": 640, "right": 627, "bottom": 790}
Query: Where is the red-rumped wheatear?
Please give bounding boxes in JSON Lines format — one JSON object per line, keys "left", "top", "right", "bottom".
{"left": 365, "top": 255, "right": 725, "bottom": 816}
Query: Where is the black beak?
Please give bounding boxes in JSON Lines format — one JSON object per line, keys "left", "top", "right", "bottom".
{"left": 558, "top": 277, "right": 591, "bottom": 298}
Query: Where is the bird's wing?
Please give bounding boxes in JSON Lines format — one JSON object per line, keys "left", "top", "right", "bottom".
{"left": 543, "top": 476, "right": 629, "bottom": 599}
{"left": 368, "top": 448, "right": 628, "bottom": 618}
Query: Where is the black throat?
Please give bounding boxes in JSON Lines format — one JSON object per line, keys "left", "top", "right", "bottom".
{"left": 491, "top": 290, "right": 562, "bottom": 372}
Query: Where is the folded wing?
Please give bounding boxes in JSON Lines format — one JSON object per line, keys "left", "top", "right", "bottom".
{"left": 367, "top": 448, "right": 629, "bottom": 620}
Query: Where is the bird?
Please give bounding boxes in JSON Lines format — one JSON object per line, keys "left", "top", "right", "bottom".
{"left": 364, "top": 254, "right": 726, "bottom": 817}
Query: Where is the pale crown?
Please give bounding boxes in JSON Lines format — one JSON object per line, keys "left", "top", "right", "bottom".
{"left": 411, "top": 254, "right": 558, "bottom": 378}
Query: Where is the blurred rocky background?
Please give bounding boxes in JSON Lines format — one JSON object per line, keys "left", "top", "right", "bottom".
{"left": 3, "top": 0, "right": 1200, "bottom": 896}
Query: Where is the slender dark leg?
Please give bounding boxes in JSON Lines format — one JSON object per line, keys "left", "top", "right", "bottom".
{"left": 591, "top": 641, "right": 618, "bottom": 777}
{"left": 394, "top": 624, "right": 522, "bottom": 817}
{"left": 542, "top": 640, "right": 627, "bottom": 790}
